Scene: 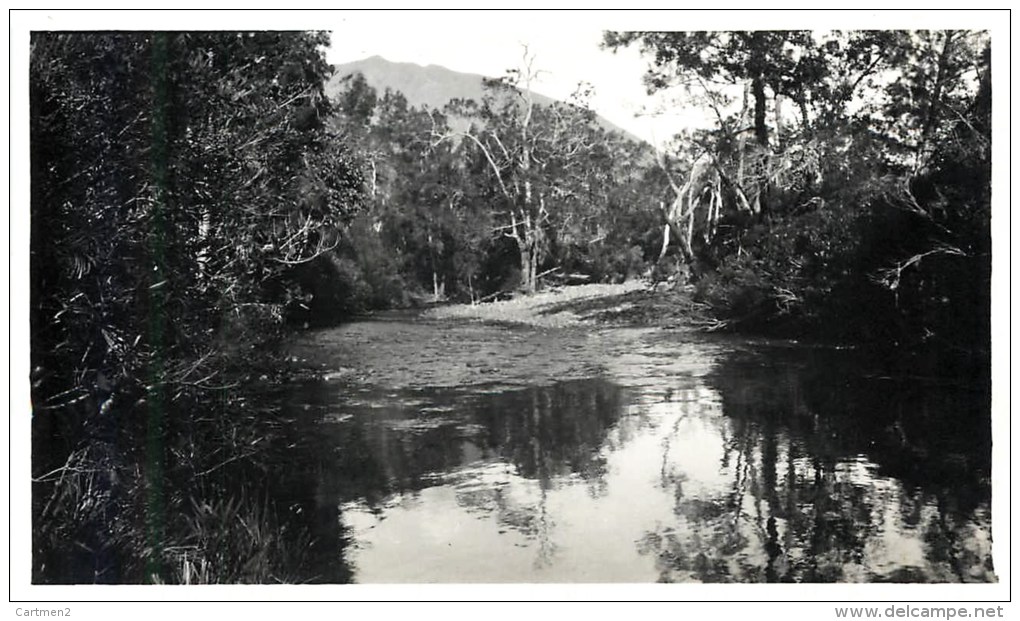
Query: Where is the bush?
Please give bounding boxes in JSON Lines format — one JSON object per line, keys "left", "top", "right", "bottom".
{"left": 693, "top": 202, "right": 862, "bottom": 336}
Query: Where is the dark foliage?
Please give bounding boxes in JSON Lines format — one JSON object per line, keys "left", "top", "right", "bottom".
{"left": 607, "top": 30, "right": 991, "bottom": 377}
{"left": 31, "top": 31, "right": 364, "bottom": 583}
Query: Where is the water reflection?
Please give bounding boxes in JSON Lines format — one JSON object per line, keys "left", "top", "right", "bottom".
{"left": 281, "top": 323, "right": 993, "bottom": 583}
{"left": 638, "top": 348, "right": 993, "bottom": 583}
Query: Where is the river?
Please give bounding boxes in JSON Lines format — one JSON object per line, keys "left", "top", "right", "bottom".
{"left": 270, "top": 315, "right": 993, "bottom": 583}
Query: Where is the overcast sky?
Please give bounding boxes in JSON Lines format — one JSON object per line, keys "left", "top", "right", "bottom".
{"left": 320, "top": 10, "right": 1001, "bottom": 146}
{"left": 325, "top": 12, "right": 693, "bottom": 145}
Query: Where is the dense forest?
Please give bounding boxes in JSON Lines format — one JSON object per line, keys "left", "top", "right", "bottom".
{"left": 313, "top": 30, "right": 992, "bottom": 366}
{"left": 30, "top": 29, "right": 991, "bottom": 583}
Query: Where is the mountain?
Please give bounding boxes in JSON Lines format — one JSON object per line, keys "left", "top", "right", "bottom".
{"left": 327, "top": 55, "right": 641, "bottom": 142}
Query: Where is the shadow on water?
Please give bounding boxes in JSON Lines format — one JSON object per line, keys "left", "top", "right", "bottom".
{"left": 271, "top": 322, "right": 993, "bottom": 583}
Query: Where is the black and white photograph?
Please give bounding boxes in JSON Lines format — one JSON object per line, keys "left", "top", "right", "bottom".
{"left": 11, "top": 8, "right": 1010, "bottom": 608}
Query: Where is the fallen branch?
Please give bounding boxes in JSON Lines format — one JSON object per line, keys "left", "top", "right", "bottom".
{"left": 690, "top": 317, "right": 730, "bottom": 332}
{"left": 476, "top": 289, "right": 511, "bottom": 304}
{"left": 873, "top": 244, "right": 967, "bottom": 291}
{"left": 535, "top": 266, "right": 561, "bottom": 281}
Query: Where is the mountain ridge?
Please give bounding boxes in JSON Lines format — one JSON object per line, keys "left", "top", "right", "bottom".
{"left": 326, "top": 55, "right": 641, "bottom": 142}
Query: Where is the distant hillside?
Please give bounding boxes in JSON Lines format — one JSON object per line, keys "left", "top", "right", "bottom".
{"left": 327, "top": 55, "right": 641, "bottom": 142}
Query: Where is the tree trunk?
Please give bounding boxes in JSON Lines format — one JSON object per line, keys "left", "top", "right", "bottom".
{"left": 519, "top": 243, "right": 535, "bottom": 293}
{"left": 682, "top": 212, "right": 695, "bottom": 264}
{"left": 752, "top": 72, "right": 768, "bottom": 147}
{"left": 774, "top": 93, "right": 785, "bottom": 149}
{"left": 747, "top": 32, "right": 770, "bottom": 148}
{"left": 798, "top": 97, "right": 810, "bottom": 131}
{"left": 916, "top": 31, "right": 957, "bottom": 171}
{"left": 737, "top": 81, "right": 750, "bottom": 187}
{"left": 672, "top": 219, "right": 699, "bottom": 282}
{"left": 658, "top": 219, "right": 671, "bottom": 262}
{"left": 432, "top": 270, "right": 445, "bottom": 302}
{"left": 530, "top": 251, "right": 538, "bottom": 291}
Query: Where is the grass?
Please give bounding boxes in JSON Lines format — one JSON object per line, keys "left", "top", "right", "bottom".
{"left": 31, "top": 381, "right": 327, "bottom": 584}
{"left": 163, "top": 491, "right": 315, "bottom": 584}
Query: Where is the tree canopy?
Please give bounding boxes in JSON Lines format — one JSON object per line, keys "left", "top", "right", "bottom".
{"left": 603, "top": 29, "right": 990, "bottom": 359}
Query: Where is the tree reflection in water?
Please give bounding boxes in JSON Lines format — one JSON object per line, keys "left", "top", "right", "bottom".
{"left": 290, "top": 377, "right": 626, "bottom": 579}
{"left": 280, "top": 337, "right": 992, "bottom": 583}
{"left": 640, "top": 347, "right": 993, "bottom": 583}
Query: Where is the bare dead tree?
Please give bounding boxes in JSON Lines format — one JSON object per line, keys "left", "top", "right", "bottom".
{"left": 656, "top": 150, "right": 722, "bottom": 270}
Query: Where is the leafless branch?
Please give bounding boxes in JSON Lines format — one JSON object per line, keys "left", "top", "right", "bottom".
{"left": 433, "top": 129, "right": 512, "bottom": 200}
{"left": 873, "top": 244, "right": 967, "bottom": 291}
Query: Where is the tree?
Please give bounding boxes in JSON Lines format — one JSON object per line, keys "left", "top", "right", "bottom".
{"left": 435, "top": 51, "right": 626, "bottom": 293}
{"left": 603, "top": 30, "right": 829, "bottom": 273}
{"left": 323, "top": 77, "right": 495, "bottom": 306}
{"left": 373, "top": 91, "right": 486, "bottom": 301}
{"left": 863, "top": 34, "right": 991, "bottom": 358}
{"left": 606, "top": 28, "right": 990, "bottom": 357}
{"left": 30, "top": 31, "right": 365, "bottom": 582}
{"left": 604, "top": 31, "right": 827, "bottom": 148}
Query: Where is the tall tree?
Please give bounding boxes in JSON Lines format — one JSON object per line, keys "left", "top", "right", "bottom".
{"left": 436, "top": 52, "right": 624, "bottom": 293}
{"left": 603, "top": 31, "right": 826, "bottom": 148}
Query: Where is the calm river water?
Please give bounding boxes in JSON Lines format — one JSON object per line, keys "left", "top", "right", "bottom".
{"left": 274, "top": 316, "right": 993, "bottom": 583}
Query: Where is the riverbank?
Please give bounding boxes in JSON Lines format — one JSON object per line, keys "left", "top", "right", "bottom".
{"left": 422, "top": 280, "right": 720, "bottom": 329}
